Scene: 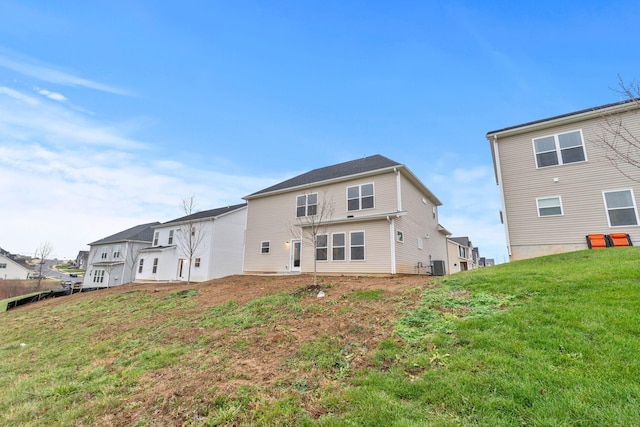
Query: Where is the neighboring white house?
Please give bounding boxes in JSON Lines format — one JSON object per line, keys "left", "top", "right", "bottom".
{"left": 486, "top": 99, "right": 640, "bottom": 261}
{"left": 243, "top": 155, "right": 450, "bottom": 276}
{"left": 83, "top": 222, "right": 160, "bottom": 288}
{"left": 0, "top": 247, "right": 33, "bottom": 280}
{"left": 136, "top": 204, "right": 247, "bottom": 283}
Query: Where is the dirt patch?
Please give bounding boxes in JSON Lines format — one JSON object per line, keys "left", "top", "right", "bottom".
{"left": 15, "top": 273, "right": 437, "bottom": 425}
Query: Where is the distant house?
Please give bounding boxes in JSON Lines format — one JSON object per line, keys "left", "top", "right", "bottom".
{"left": 83, "top": 222, "right": 160, "bottom": 288}
{"left": 136, "top": 204, "right": 247, "bottom": 283}
{"left": 0, "top": 247, "right": 33, "bottom": 280}
{"left": 243, "top": 155, "right": 450, "bottom": 276}
{"left": 446, "top": 236, "right": 478, "bottom": 274}
{"left": 479, "top": 257, "right": 495, "bottom": 267}
{"left": 74, "top": 250, "right": 89, "bottom": 270}
{"left": 486, "top": 99, "right": 640, "bottom": 260}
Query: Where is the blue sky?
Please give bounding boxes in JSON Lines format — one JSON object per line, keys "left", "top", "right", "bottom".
{"left": 1, "top": 1, "right": 640, "bottom": 262}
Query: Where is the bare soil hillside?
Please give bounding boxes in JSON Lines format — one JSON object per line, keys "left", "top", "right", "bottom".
{"left": 14, "top": 273, "right": 437, "bottom": 425}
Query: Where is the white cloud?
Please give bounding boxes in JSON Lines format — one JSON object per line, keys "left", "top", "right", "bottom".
{"left": 0, "top": 86, "right": 146, "bottom": 149}
{"left": 0, "top": 49, "right": 129, "bottom": 95}
{"left": 37, "top": 88, "right": 67, "bottom": 102}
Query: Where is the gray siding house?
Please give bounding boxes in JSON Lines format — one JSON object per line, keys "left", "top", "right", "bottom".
{"left": 83, "top": 222, "right": 160, "bottom": 288}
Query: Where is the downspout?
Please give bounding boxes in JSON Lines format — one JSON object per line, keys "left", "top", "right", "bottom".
{"left": 387, "top": 215, "right": 396, "bottom": 274}
{"left": 493, "top": 135, "right": 512, "bottom": 257}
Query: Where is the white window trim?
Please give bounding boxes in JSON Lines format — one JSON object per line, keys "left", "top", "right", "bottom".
{"left": 602, "top": 189, "right": 640, "bottom": 228}
{"left": 396, "top": 230, "right": 404, "bottom": 243}
{"left": 296, "top": 192, "right": 318, "bottom": 218}
{"left": 536, "top": 196, "right": 564, "bottom": 217}
{"left": 350, "top": 230, "right": 366, "bottom": 261}
{"left": 316, "top": 234, "right": 328, "bottom": 262}
{"left": 332, "top": 232, "right": 346, "bottom": 262}
{"left": 532, "top": 129, "right": 587, "bottom": 169}
{"left": 347, "top": 183, "right": 375, "bottom": 212}
{"left": 261, "top": 241, "right": 270, "bottom": 254}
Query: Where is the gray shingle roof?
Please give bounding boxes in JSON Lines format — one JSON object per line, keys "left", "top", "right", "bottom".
{"left": 162, "top": 203, "right": 247, "bottom": 225}
{"left": 89, "top": 221, "right": 161, "bottom": 246}
{"left": 245, "top": 155, "right": 402, "bottom": 198}
{"left": 486, "top": 98, "right": 638, "bottom": 136}
{"left": 449, "top": 236, "right": 471, "bottom": 246}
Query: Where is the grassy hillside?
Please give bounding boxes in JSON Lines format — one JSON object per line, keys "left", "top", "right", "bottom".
{"left": 1, "top": 248, "right": 639, "bottom": 426}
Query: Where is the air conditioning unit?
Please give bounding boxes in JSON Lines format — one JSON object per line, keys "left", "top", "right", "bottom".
{"left": 431, "top": 260, "right": 446, "bottom": 276}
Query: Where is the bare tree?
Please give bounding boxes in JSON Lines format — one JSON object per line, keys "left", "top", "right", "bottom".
{"left": 175, "top": 195, "right": 207, "bottom": 287}
{"left": 123, "top": 246, "right": 142, "bottom": 291}
{"left": 33, "top": 241, "right": 54, "bottom": 290}
{"left": 594, "top": 77, "right": 640, "bottom": 183}
{"left": 290, "top": 190, "right": 335, "bottom": 287}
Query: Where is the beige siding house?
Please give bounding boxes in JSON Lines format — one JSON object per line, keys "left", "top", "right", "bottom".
{"left": 446, "top": 236, "right": 477, "bottom": 274}
{"left": 243, "top": 155, "right": 450, "bottom": 275}
{"left": 486, "top": 100, "right": 640, "bottom": 261}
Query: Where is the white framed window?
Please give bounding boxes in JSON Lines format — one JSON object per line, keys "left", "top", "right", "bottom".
{"left": 347, "top": 183, "right": 374, "bottom": 211}
{"left": 168, "top": 230, "right": 174, "bottom": 245}
{"left": 537, "top": 196, "right": 563, "bottom": 217}
{"left": 396, "top": 230, "right": 404, "bottom": 243}
{"left": 458, "top": 245, "right": 467, "bottom": 258}
{"left": 101, "top": 247, "right": 108, "bottom": 259}
{"left": 296, "top": 193, "right": 318, "bottom": 217}
{"left": 350, "top": 231, "right": 365, "bottom": 261}
{"left": 195, "top": 258, "right": 201, "bottom": 267}
{"left": 603, "top": 189, "right": 639, "bottom": 227}
{"left": 153, "top": 232, "right": 159, "bottom": 246}
{"left": 316, "top": 234, "right": 328, "bottom": 261}
{"left": 113, "top": 245, "right": 121, "bottom": 258}
{"left": 93, "top": 270, "right": 105, "bottom": 283}
{"left": 261, "top": 241, "right": 270, "bottom": 254}
{"left": 332, "top": 233, "right": 346, "bottom": 261}
{"left": 138, "top": 259, "right": 144, "bottom": 273}
{"left": 191, "top": 226, "right": 196, "bottom": 237}
{"left": 0, "top": 263, "right": 7, "bottom": 268}
{"left": 152, "top": 258, "right": 159, "bottom": 273}
{"left": 533, "top": 130, "right": 586, "bottom": 168}
{"left": 417, "top": 238, "right": 424, "bottom": 250}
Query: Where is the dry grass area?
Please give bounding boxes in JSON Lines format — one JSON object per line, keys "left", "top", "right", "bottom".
{"left": 13, "top": 273, "right": 434, "bottom": 425}
{"left": 0, "top": 280, "right": 61, "bottom": 299}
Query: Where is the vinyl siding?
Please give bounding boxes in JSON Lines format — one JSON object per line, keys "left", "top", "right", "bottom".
{"left": 209, "top": 208, "right": 247, "bottom": 279}
{"left": 496, "top": 108, "right": 640, "bottom": 258}
{"left": 394, "top": 174, "right": 448, "bottom": 274}
{"left": 244, "top": 169, "right": 445, "bottom": 275}
{"left": 0, "top": 254, "right": 32, "bottom": 280}
{"left": 244, "top": 173, "right": 400, "bottom": 273}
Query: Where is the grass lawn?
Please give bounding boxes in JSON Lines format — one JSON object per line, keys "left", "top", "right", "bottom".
{"left": 0, "top": 248, "right": 638, "bottom": 425}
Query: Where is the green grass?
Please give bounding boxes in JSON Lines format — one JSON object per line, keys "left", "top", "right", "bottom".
{"left": 1, "top": 248, "right": 639, "bottom": 425}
